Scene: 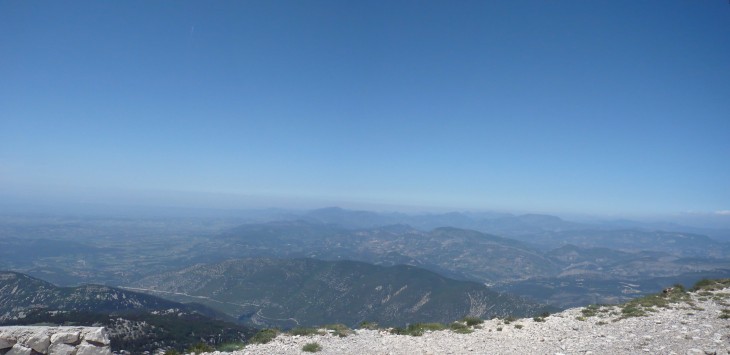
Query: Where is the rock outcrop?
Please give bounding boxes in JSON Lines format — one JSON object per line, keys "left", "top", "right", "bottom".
{"left": 0, "top": 327, "right": 111, "bottom": 355}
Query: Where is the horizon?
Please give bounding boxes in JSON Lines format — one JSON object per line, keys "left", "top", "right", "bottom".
{"left": 2, "top": 188, "right": 730, "bottom": 230}
{"left": 2, "top": 1, "right": 729, "bottom": 218}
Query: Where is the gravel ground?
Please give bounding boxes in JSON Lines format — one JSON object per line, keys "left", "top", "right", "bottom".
{"left": 201, "top": 288, "right": 730, "bottom": 355}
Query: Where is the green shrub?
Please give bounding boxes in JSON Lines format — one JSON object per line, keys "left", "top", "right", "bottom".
{"left": 217, "top": 342, "right": 245, "bottom": 351}
{"left": 532, "top": 316, "right": 545, "bottom": 322}
{"left": 619, "top": 288, "right": 689, "bottom": 319}
{"left": 302, "top": 342, "right": 322, "bottom": 352}
{"left": 514, "top": 324, "right": 523, "bottom": 329}
{"left": 503, "top": 316, "right": 516, "bottom": 324}
{"left": 449, "top": 322, "right": 468, "bottom": 331}
{"left": 453, "top": 328, "right": 473, "bottom": 334}
{"left": 581, "top": 304, "right": 600, "bottom": 317}
{"left": 496, "top": 327, "right": 502, "bottom": 331}
{"left": 720, "top": 309, "right": 730, "bottom": 320}
{"left": 693, "top": 279, "right": 730, "bottom": 291}
{"left": 358, "top": 321, "right": 379, "bottom": 330}
{"left": 462, "top": 316, "right": 483, "bottom": 326}
{"left": 325, "top": 324, "right": 352, "bottom": 337}
{"left": 250, "top": 329, "right": 279, "bottom": 344}
{"left": 290, "top": 327, "right": 324, "bottom": 336}
{"left": 390, "top": 323, "right": 445, "bottom": 336}
{"left": 186, "top": 342, "right": 214, "bottom": 354}
{"left": 620, "top": 304, "right": 647, "bottom": 318}
{"left": 164, "top": 349, "right": 180, "bottom": 355}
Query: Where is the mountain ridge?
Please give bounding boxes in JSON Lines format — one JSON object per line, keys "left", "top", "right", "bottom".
{"left": 131, "top": 258, "right": 551, "bottom": 328}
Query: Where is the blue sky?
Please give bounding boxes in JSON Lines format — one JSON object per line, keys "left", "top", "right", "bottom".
{"left": 1, "top": 1, "right": 729, "bottom": 216}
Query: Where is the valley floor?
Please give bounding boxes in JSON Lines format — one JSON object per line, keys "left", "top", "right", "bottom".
{"left": 202, "top": 288, "right": 730, "bottom": 355}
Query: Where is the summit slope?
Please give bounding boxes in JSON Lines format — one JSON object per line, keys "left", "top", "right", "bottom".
{"left": 205, "top": 282, "right": 730, "bottom": 354}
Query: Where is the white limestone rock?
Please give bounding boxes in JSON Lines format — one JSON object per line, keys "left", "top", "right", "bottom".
{"left": 24, "top": 331, "right": 51, "bottom": 353}
{"left": 48, "top": 342, "right": 76, "bottom": 355}
{"left": 5, "top": 343, "right": 33, "bottom": 355}
{"left": 50, "top": 331, "right": 80, "bottom": 345}
{"left": 82, "top": 328, "right": 110, "bottom": 345}
{"left": 76, "top": 344, "right": 113, "bottom": 355}
{"left": 0, "top": 335, "right": 16, "bottom": 349}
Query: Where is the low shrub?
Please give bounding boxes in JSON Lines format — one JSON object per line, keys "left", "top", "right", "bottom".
{"left": 581, "top": 304, "right": 600, "bottom": 317}
{"left": 302, "top": 342, "right": 322, "bottom": 352}
{"left": 186, "top": 342, "right": 214, "bottom": 354}
{"left": 250, "top": 329, "right": 279, "bottom": 344}
{"left": 290, "top": 327, "right": 324, "bottom": 336}
{"left": 325, "top": 324, "right": 353, "bottom": 337}
{"left": 449, "top": 321, "right": 471, "bottom": 333}
{"left": 692, "top": 279, "right": 730, "bottom": 292}
{"left": 720, "top": 309, "right": 730, "bottom": 320}
{"left": 217, "top": 342, "right": 245, "bottom": 351}
{"left": 358, "top": 321, "right": 379, "bottom": 330}
{"left": 390, "top": 323, "right": 446, "bottom": 336}
{"left": 462, "top": 316, "right": 483, "bottom": 326}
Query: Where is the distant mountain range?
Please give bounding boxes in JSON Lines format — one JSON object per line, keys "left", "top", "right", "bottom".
{"left": 299, "top": 207, "right": 730, "bottom": 250}
{"left": 201, "top": 222, "right": 562, "bottom": 282}
{"left": 131, "top": 258, "right": 551, "bottom": 328}
{"left": 2, "top": 208, "right": 729, "bottom": 314}
{"left": 186, "top": 219, "right": 730, "bottom": 307}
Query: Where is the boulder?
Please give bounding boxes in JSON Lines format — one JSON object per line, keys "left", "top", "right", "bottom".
{"left": 24, "top": 331, "right": 51, "bottom": 353}
{"left": 82, "top": 328, "right": 110, "bottom": 345}
{"left": 5, "top": 343, "right": 33, "bottom": 355}
{"left": 48, "top": 342, "right": 76, "bottom": 355}
{"left": 0, "top": 335, "right": 17, "bottom": 349}
{"left": 50, "top": 332, "right": 80, "bottom": 345}
{"left": 76, "top": 344, "right": 112, "bottom": 355}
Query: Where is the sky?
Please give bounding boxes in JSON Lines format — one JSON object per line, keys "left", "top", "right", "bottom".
{"left": 1, "top": 0, "right": 729, "bottom": 217}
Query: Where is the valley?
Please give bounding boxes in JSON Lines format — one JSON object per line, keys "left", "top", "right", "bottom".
{"left": 1, "top": 208, "right": 729, "bottom": 330}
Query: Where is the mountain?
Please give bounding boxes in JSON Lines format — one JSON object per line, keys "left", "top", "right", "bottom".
{"left": 0, "top": 271, "right": 258, "bottom": 353}
{"left": 195, "top": 221, "right": 730, "bottom": 306}
{"left": 528, "top": 229, "right": 730, "bottom": 257}
{"left": 205, "top": 222, "right": 561, "bottom": 283}
{"left": 279, "top": 208, "right": 730, "bottom": 255}
{"left": 473, "top": 214, "right": 586, "bottom": 237}
{"left": 303, "top": 207, "right": 403, "bottom": 228}
{"left": 300, "top": 208, "right": 582, "bottom": 235}
{"left": 0, "top": 271, "right": 212, "bottom": 321}
{"left": 2, "top": 212, "right": 728, "bottom": 315}
{"left": 131, "top": 258, "right": 551, "bottom": 328}
{"left": 232, "top": 281, "right": 730, "bottom": 355}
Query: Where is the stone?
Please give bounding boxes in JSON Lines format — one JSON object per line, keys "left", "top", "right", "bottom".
{"left": 25, "top": 332, "right": 51, "bottom": 354}
{"left": 5, "top": 344, "right": 32, "bottom": 355}
{"left": 50, "top": 332, "right": 80, "bottom": 345}
{"left": 0, "top": 335, "right": 16, "bottom": 349}
{"left": 48, "top": 343, "right": 75, "bottom": 355}
{"left": 82, "top": 328, "right": 110, "bottom": 345}
{"left": 76, "top": 344, "right": 112, "bottom": 355}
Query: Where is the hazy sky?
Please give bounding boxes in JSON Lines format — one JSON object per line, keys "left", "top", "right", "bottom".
{"left": 1, "top": 1, "right": 729, "bottom": 215}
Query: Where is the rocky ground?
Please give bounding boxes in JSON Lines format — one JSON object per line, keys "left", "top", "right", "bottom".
{"left": 200, "top": 287, "right": 730, "bottom": 355}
